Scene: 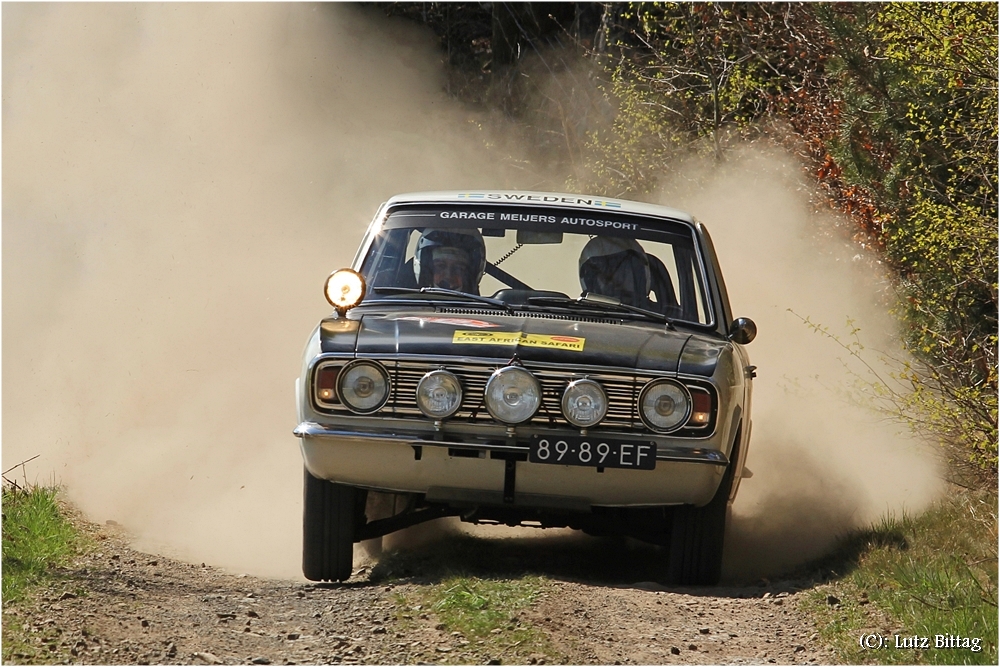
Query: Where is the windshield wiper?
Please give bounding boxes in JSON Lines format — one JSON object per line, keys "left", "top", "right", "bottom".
{"left": 371, "top": 286, "right": 512, "bottom": 313}
{"left": 526, "top": 294, "right": 676, "bottom": 329}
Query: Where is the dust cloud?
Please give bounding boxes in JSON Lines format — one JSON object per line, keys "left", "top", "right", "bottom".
{"left": 2, "top": 3, "right": 533, "bottom": 579}
{"left": 4, "top": 3, "right": 942, "bottom": 583}
{"left": 653, "top": 147, "right": 944, "bottom": 579}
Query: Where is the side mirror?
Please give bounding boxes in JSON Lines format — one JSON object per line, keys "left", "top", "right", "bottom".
{"left": 729, "top": 317, "right": 756, "bottom": 344}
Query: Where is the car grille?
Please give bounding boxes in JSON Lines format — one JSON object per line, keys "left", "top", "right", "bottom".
{"left": 314, "top": 358, "right": 715, "bottom": 436}
{"left": 389, "top": 361, "right": 641, "bottom": 429}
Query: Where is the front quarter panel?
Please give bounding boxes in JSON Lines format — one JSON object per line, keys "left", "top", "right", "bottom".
{"left": 319, "top": 316, "right": 362, "bottom": 354}
{"left": 298, "top": 325, "right": 322, "bottom": 424}
{"left": 298, "top": 317, "right": 360, "bottom": 423}
{"left": 728, "top": 341, "right": 754, "bottom": 500}
{"left": 702, "top": 340, "right": 744, "bottom": 466}
{"left": 678, "top": 336, "right": 727, "bottom": 377}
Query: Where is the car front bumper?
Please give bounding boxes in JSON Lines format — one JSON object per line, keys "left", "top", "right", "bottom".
{"left": 295, "top": 421, "right": 728, "bottom": 509}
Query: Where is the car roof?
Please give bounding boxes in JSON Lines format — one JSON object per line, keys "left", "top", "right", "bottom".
{"left": 384, "top": 190, "right": 696, "bottom": 224}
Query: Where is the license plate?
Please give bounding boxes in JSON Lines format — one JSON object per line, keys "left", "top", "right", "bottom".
{"left": 528, "top": 435, "right": 657, "bottom": 470}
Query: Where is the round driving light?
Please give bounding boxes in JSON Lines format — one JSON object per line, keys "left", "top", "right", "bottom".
{"left": 416, "top": 370, "right": 463, "bottom": 419}
{"left": 561, "top": 379, "right": 607, "bottom": 428}
{"left": 325, "top": 268, "right": 366, "bottom": 312}
{"left": 484, "top": 366, "right": 541, "bottom": 424}
{"left": 337, "top": 360, "right": 389, "bottom": 414}
{"left": 639, "top": 379, "right": 691, "bottom": 432}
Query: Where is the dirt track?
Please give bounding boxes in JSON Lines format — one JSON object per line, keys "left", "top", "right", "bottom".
{"left": 3, "top": 515, "right": 838, "bottom": 665}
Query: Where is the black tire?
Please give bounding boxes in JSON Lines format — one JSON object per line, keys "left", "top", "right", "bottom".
{"left": 302, "top": 468, "right": 357, "bottom": 582}
{"left": 667, "top": 442, "right": 738, "bottom": 586}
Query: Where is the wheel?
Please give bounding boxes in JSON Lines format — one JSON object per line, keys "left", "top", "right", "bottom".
{"left": 302, "top": 468, "right": 358, "bottom": 582}
{"left": 667, "top": 449, "right": 737, "bottom": 586}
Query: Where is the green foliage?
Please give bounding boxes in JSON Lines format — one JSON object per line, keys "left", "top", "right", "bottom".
{"left": 429, "top": 576, "right": 546, "bottom": 640}
{"left": 870, "top": 3, "right": 997, "bottom": 210}
{"left": 575, "top": 2, "right": 833, "bottom": 195}
{"left": 2, "top": 484, "right": 81, "bottom": 604}
{"left": 816, "top": 3, "right": 998, "bottom": 473}
{"left": 809, "top": 490, "right": 998, "bottom": 664}
{"left": 577, "top": 2, "right": 998, "bottom": 478}
{"left": 792, "top": 309, "right": 996, "bottom": 484}
{"left": 888, "top": 194, "right": 998, "bottom": 472}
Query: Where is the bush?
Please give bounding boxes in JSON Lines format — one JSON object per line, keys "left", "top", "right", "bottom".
{"left": 2, "top": 483, "right": 81, "bottom": 604}
{"left": 577, "top": 2, "right": 998, "bottom": 478}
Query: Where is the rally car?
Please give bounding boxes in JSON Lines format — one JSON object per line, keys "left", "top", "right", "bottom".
{"left": 294, "top": 191, "right": 756, "bottom": 585}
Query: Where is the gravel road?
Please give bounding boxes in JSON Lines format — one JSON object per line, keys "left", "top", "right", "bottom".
{"left": 3, "top": 515, "right": 837, "bottom": 665}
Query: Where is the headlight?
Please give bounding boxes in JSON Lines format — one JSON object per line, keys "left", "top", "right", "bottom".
{"left": 416, "top": 370, "right": 463, "bottom": 419}
{"left": 484, "top": 366, "right": 541, "bottom": 424}
{"left": 337, "top": 360, "right": 390, "bottom": 414}
{"left": 325, "top": 268, "right": 365, "bottom": 313}
{"left": 561, "top": 379, "right": 607, "bottom": 428}
{"left": 638, "top": 379, "right": 691, "bottom": 432}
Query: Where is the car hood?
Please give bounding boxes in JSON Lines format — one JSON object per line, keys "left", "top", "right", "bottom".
{"left": 320, "top": 310, "right": 728, "bottom": 376}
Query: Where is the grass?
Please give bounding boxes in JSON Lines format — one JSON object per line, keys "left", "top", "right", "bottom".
{"left": 2, "top": 483, "right": 82, "bottom": 604}
{"left": 429, "top": 575, "right": 547, "bottom": 639}
{"left": 371, "top": 529, "right": 582, "bottom": 662}
{"left": 2, "top": 482, "right": 86, "bottom": 663}
{"left": 806, "top": 487, "right": 998, "bottom": 664}
{"left": 394, "top": 574, "right": 555, "bottom": 663}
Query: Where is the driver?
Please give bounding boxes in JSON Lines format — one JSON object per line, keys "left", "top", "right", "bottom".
{"left": 578, "top": 236, "right": 651, "bottom": 308}
{"left": 413, "top": 228, "right": 487, "bottom": 294}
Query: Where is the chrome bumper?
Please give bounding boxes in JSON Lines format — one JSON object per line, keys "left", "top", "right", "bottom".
{"left": 293, "top": 421, "right": 728, "bottom": 466}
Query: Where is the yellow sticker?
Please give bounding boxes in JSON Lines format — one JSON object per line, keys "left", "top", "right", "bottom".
{"left": 452, "top": 330, "right": 585, "bottom": 351}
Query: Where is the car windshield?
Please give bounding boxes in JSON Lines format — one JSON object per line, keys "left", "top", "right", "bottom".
{"left": 358, "top": 204, "right": 713, "bottom": 326}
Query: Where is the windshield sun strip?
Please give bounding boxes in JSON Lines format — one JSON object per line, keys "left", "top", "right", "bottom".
{"left": 382, "top": 204, "right": 695, "bottom": 242}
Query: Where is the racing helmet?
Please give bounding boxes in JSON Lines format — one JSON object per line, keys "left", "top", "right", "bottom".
{"left": 579, "top": 236, "right": 651, "bottom": 306}
{"left": 413, "top": 227, "right": 487, "bottom": 294}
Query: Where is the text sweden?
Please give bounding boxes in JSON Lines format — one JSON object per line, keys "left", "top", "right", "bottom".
{"left": 456, "top": 192, "right": 623, "bottom": 209}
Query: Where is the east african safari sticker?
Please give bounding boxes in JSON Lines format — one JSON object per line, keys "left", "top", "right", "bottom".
{"left": 452, "top": 330, "right": 585, "bottom": 351}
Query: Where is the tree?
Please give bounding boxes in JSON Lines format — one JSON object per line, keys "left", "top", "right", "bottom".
{"left": 576, "top": 2, "right": 835, "bottom": 195}
{"left": 578, "top": 2, "right": 997, "bottom": 475}
{"left": 815, "top": 2, "right": 998, "bottom": 473}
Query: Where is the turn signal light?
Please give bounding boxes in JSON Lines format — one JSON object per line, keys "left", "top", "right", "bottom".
{"left": 315, "top": 365, "right": 340, "bottom": 404}
{"left": 688, "top": 390, "right": 712, "bottom": 426}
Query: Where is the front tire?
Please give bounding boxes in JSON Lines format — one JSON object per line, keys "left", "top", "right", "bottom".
{"left": 667, "top": 440, "right": 738, "bottom": 585}
{"left": 302, "top": 468, "right": 358, "bottom": 582}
